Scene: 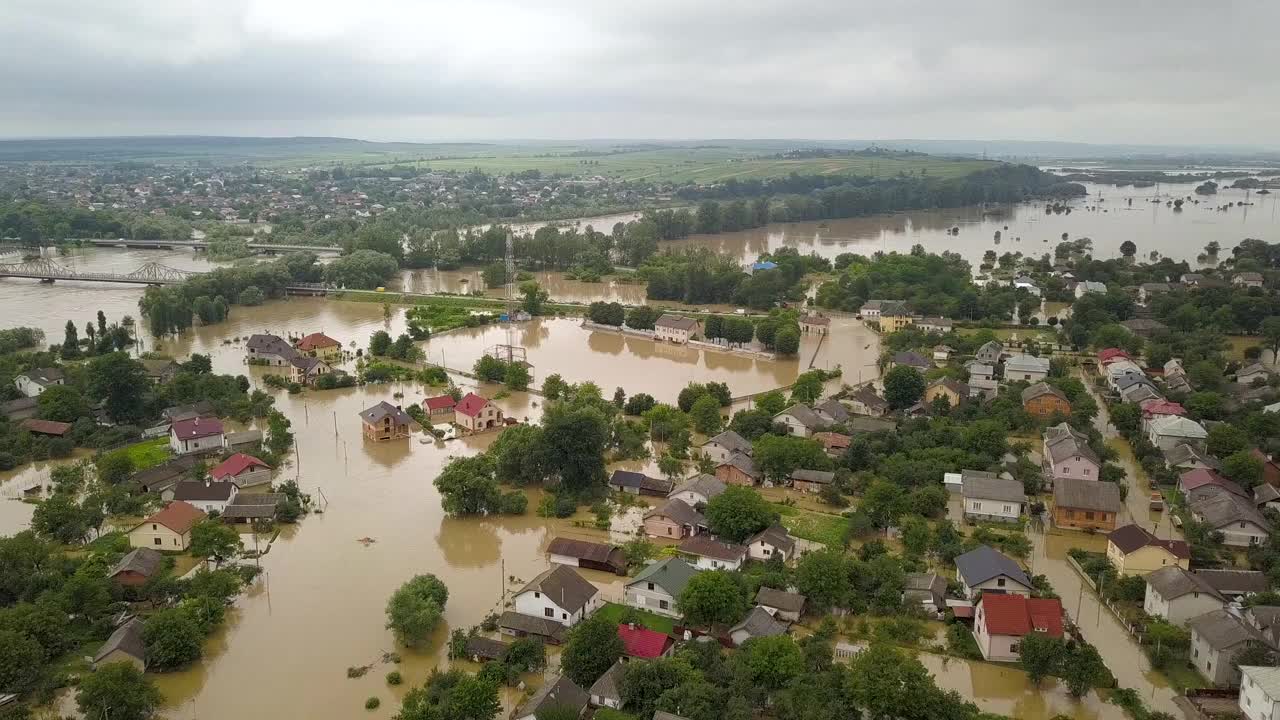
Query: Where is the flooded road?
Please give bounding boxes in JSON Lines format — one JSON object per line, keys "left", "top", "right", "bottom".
{"left": 918, "top": 651, "right": 1121, "bottom": 720}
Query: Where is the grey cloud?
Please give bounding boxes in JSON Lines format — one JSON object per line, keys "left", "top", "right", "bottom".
{"left": 0, "top": 0, "right": 1278, "bottom": 144}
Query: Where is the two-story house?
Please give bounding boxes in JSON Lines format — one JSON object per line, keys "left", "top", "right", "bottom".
{"left": 667, "top": 474, "right": 726, "bottom": 508}
{"left": 625, "top": 557, "right": 697, "bottom": 618}
{"left": 961, "top": 471, "right": 1025, "bottom": 523}
{"left": 1143, "top": 566, "right": 1226, "bottom": 625}
{"left": 455, "top": 392, "right": 503, "bottom": 433}
{"left": 1238, "top": 665, "right": 1280, "bottom": 720}
{"left": 774, "top": 404, "right": 823, "bottom": 437}
{"left": 654, "top": 314, "right": 700, "bottom": 344}
{"left": 1105, "top": 524, "right": 1190, "bottom": 575}
{"left": 14, "top": 367, "right": 65, "bottom": 397}
{"left": 359, "top": 401, "right": 415, "bottom": 441}
{"left": 1022, "top": 382, "right": 1072, "bottom": 419}
{"left": 1043, "top": 423, "right": 1101, "bottom": 483}
{"left": 955, "top": 545, "right": 1032, "bottom": 598}
{"left": 169, "top": 417, "right": 225, "bottom": 455}
{"left": 1004, "top": 354, "right": 1050, "bottom": 383}
{"left": 973, "top": 593, "right": 1064, "bottom": 662}
{"left": 700, "top": 430, "right": 753, "bottom": 465}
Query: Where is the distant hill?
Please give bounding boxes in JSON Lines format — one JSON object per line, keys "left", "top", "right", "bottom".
{"left": 0, "top": 136, "right": 504, "bottom": 165}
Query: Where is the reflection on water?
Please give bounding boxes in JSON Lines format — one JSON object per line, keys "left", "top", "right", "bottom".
{"left": 917, "top": 651, "right": 1115, "bottom": 720}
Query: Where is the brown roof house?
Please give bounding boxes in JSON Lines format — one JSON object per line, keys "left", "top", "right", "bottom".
{"left": 1022, "top": 382, "right": 1071, "bottom": 419}
{"left": 107, "top": 548, "right": 165, "bottom": 587}
{"left": 716, "top": 452, "right": 761, "bottom": 487}
{"left": 1052, "top": 477, "right": 1121, "bottom": 532}
{"left": 513, "top": 675, "right": 589, "bottom": 720}
{"left": 644, "top": 498, "right": 705, "bottom": 540}
{"left": 924, "top": 378, "right": 969, "bottom": 409}
{"left": 512, "top": 564, "right": 602, "bottom": 628}
{"left": 679, "top": 535, "right": 748, "bottom": 571}
{"left": 359, "top": 401, "right": 415, "bottom": 441}
{"left": 127, "top": 501, "right": 206, "bottom": 551}
{"left": 755, "top": 587, "right": 806, "bottom": 622}
{"left": 93, "top": 618, "right": 146, "bottom": 671}
{"left": 654, "top": 314, "right": 700, "bottom": 344}
{"left": 546, "top": 537, "right": 627, "bottom": 575}
{"left": 790, "top": 468, "right": 836, "bottom": 494}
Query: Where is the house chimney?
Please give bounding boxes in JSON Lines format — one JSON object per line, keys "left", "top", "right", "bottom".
{"left": 628, "top": 622, "right": 636, "bottom": 631}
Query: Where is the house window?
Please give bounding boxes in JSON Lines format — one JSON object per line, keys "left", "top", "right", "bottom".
{"left": 1010, "top": 642, "right": 1020, "bottom": 653}
{"left": 153, "top": 538, "right": 161, "bottom": 546}
{"left": 562, "top": 612, "right": 567, "bottom": 620}
{"left": 1083, "top": 468, "right": 1090, "bottom": 476}
{"left": 534, "top": 592, "right": 540, "bottom": 598}
{"left": 997, "top": 578, "right": 1006, "bottom": 588}
{"left": 1002, "top": 505, "right": 1012, "bottom": 514}
{"left": 152, "top": 524, "right": 158, "bottom": 530}
{"left": 647, "top": 582, "right": 655, "bottom": 591}
{"left": 544, "top": 608, "right": 554, "bottom": 618}
{"left": 973, "top": 501, "right": 982, "bottom": 510}
{"left": 1085, "top": 511, "right": 1095, "bottom": 520}
{"left": 659, "top": 600, "right": 669, "bottom": 610}
{"left": 763, "top": 548, "right": 771, "bottom": 556}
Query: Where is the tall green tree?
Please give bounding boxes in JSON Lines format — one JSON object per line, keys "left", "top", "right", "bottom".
{"left": 386, "top": 574, "right": 449, "bottom": 648}
{"left": 76, "top": 662, "right": 162, "bottom": 720}
{"left": 86, "top": 352, "right": 148, "bottom": 423}
{"left": 560, "top": 613, "right": 624, "bottom": 687}
{"left": 678, "top": 570, "right": 748, "bottom": 627}
{"left": 704, "top": 486, "right": 776, "bottom": 543}
{"left": 883, "top": 365, "right": 925, "bottom": 409}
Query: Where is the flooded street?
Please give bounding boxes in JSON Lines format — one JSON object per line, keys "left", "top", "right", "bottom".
{"left": 918, "top": 651, "right": 1121, "bottom": 720}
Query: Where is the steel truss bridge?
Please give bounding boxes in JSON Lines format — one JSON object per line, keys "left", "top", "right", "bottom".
{"left": 0, "top": 258, "right": 202, "bottom": 285}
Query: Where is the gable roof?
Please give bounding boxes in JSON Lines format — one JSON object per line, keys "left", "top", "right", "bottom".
{"left": 588, "top": 660, "right": 625, "bottom": 704}
{"left": 517, "top": 564, "right": 598, "bottom": 613}
{"left": 172, "top": 481, "right": 235, "bottom": 503}
{"left": 756, "top": 587, "right": 806, "bottom": 613}
{"left": 94, "top": 618, "right": 145, "bottom": 666}
{"left": 424, "top": 395, "right": 456, "bottom": 411}
{"left": 655, "top": 314, "right": 699, "bottom": 331}
{"left": 645, "top": 498, "right": 704, "bottom": 527}
{"left": 1022, "top": 382, "right": 1068, "bottom": 405}
{"left": 789, "top": 468, "right": 835, "bottom": 485}
{"left": 729, "top": 606, "right": 789, "bottom": 640}
{"left": 209, "top": 453, "right": 269, "bottom": 480}
{"left": 1149, "top": 415, "right": 1208, "bottom": 440}
{"left": 1190, "top": 491, "right": 1270, "bottom": 532}
{"left": 776, "top": 404, "right": 823, "bottom": 429}
{"left": 1167, "top": 443, "right": 1220, "bottom": 470}
{"left": 1005, "top": 354, "right": 1050, "bottom": 374}
{"left": 1189, "top": 609, "right": 1272, "bottom": 651}
{"left": 678, "top": 535, "right": 747, "bottom": 562}
{"left": 980, "top": 594, "right": 1063, "bottom": 638}
{"left": 360, "top": 401, "right": 413, "bottom": 425}
{"left": 815, "top": 398, "right": 850, "bottom": 423}
{"left": 1107, "top": 523, "right": 1190, "bottom": 559}
{"left": 1192, "top": 569, "right": 1269, "bottom": 596}
{"left": 892, "top": 351, "right": 930, "bottom": 368}
{"left": 1097, "top": 348, "right": 1131, "bottom": 364}
{"left": 22, "top": 367, "right": 64, "bottom": 384}
{"left": 498, "top": 611, "right": 566, "bottom": 643}
{"left": 137, "top": 501, "right": 205, "bottom": 535}
{"left": 296, "top": 332, "right": 340, "bottom": 351}
{"left": 171, "top": 416, "right": 224, "bottom": 440}
{"left": 546, "top": 538, "right": 624, "bottom": 567}
{"left": 516, "top": 675, "right": 588, "bottom": 719}
{"left": 929, "top": 377, "right": 970, "bottom": 397}
{"left": 747, "top": 525, "right": 796, "bottom": 556}
{"left": 162, "top": 400, "right": 215, "bottom": 422}
{"left": 1145, "top": 566, "right": 1225, "bottom": 603}
{"left": 1241, "top": 666, "right": 1280, "bottom": 700}
{"left": 1054, "top": 476, "right": 1122, "bottom": 512}
{"left": 955, "top": 545, "right": 1031, "bottom": 588}
{"left": 627, "top": 557, "right": 698, "bottom": 598}
{"left": 464, "top": 636, "right": 510, "bottom": 661}
{"left": 962, "top": 473, "right": 1025, "bottom": 504}
{"left": 20, "top": 418, "right": 71, "bottom": 436}
{"left": 849, "top": 386, "right": 889, "bottom": 411}
{"left": 108, "top": 548, "right": 164, "bottom": 580}
{"left": 1044, "top": 423, "right": 1100, "bottom": 465}
{"left": 455, "top": 392, "right": 494, "bottom": 417}
{"left": 1140, "top": 399, "right": 1185, "bottom": 417}
{"left": 719, "top": 451, "right": 760, "bottom": 478}
{"left": 1179, "top": 469, "right": 1247, "bottom": 499}
{"left": 670, "top": 474, "right": 727, "bottom": 501}
{"left": 245, "top": 333, "right": 296, "bottom": 357}
{"left": 617, "top": 623, "right": 673, "bottom": 659}
{"left": 609, "top": 469, "right": 673, "bottom": 494}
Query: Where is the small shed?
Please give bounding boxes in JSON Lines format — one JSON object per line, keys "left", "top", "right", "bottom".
{"left": 546, "top": 537, "right": 627, "bottom": 575}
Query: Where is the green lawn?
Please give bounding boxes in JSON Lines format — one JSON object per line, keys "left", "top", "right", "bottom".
{"left": 120, "top": 437, "right": 172, "bottom": 470}
{"left": 595, "top": 602, "right": 675, "bottom": 635}
{"left": 1159, "top": 662, "right": 1210, "bottom": 693}
{"left": 771, "top": 503, "right": 851, "bottom": 547}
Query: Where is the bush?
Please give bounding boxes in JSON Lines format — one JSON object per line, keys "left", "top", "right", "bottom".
{"left": 499, "top": 491, "right": 528, "bottom": 515}
{"left": 386, "top": 671, "right": 403, "bottom": 686}
{"left": 364, "top": 697, "right": 380, "bottom": 710}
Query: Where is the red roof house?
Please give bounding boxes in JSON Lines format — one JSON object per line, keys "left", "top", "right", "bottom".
{"left": 454, "top": 392, "right": 503, "bottom": 433}
{"left": 617, "top": 623, "right": 675, "bottom": 659}
{"left": 974, "top": 593, "right": 1063, "bottom": 662}
{"left": 1178, "top": 468, "right": 1248, "bottom": 500}
{"left": 424, "top": 395, "right": 457, "bottom": 413}
{"left": 20, "top": 418, "right": 72, "bottom": 436}
{"left": 455, "top": 393, "right": 490, "bottom": 417}
{"left": 296, "top": 332, "right": 341, "bottom": 353}
{"left": 171, "top": 417, "right": 224, "bottom": 440}
{"left": 209, "top": 453, "right": 271, "bottom": 481}
{"left": 1098, "top": 348, "right": 1131, "bottom": 365}
{"left": 1139, "top": 399, "right": 1186, "bottom": 419}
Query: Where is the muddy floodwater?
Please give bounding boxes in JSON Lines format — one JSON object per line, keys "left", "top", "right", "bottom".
{"left": 0, "top": 184, "right": 1269, "bottom": 718}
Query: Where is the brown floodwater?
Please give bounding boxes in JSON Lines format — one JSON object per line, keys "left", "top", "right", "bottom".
{"left": 916, "top": 651, "right": 1119, "bottom": 720}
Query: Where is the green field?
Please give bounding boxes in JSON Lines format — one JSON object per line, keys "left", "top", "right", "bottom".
{"left": 119, "top": 437, "right": 172, "bottom": 470}
{"left": 0, "top": 136, "right": 998, "bottom": 184}
{"left": 403, "top": 146, "right": 997, "bottom": 184}
{"left": 771, "top": 503, "right": 852, "bottom": 547}
{"left": 594, "top": 602, "right": 676, "bottom": 635}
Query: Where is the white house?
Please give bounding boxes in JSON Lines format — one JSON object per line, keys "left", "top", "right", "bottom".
{"left": 746, "top": 525, "right": 796, "bottom": 563}
{"left": 1105, "top": 360, "right": 1147, "bottom": 391}
{"left": 954, "top": 545, "right": 1033, "bottom": 598}
{"left": 700, "top": 430, "right": 752, "bottom": 465}
{"left": 14, "top": 368, "right": 64, "bottom": 397}
{"left": 1143, "top": 566, "right": 1226, "bottom": 626}
{"left": 1147, "top": 416, "right": 1209, "bottom": 455}
{"left": 1239, "top": 665, "right": 1280, "bottom": 720}
{"left": 169, "top": 417, "right": 225, "bottom": 455}
{"left": 1043, "top": 423, "right": 1101, "bottom": 482}
{"left": 1012, "top": 276, "right": 1042, "bottom": 297}
{"left": 1238, "top": 363, "right": 1273, "bottom": 386}
{"left": 973, "top": 593, "right": 1064, "bottom": 662}
{"left": 679, "top": 535, "right": 747, "bottom": 571}
{"left": 1189, "top": 609, "right": 1275, "bottom": 687}
{"left": 1004, "top": 354, "right": 1050, "bottom": 383}
{"left": 654, "top": 314, "right": 699, "bottom": 344}
{"left": 244, "top": 333, "right": 297, "bottom": 366}
{"left": 1190, "top": 491, "right": 1271, "bottom": 548}
{"left": 512, "top": 564, "right": 601, "bottom": 627}
{"left": 774, "top": 404, "right": 823, "bottom": 438}
{"left": 668, "top": 474, "right": 727, "bottom": 508}
{"left": 974, "top": 341, "right": 1003, "bottom": 365}
{"left": 625, "top": 558, "right": 697, "bottom": 618}
{"left": 171, "top": 480, "right": 238, "bottom": 514}
{"left": 961, "top": 471, "right": 1025, "bottom": 523}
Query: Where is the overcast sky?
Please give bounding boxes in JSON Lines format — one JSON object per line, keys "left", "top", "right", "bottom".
{"left": 2, "top": 1, "right": 1277, "bottom": 146}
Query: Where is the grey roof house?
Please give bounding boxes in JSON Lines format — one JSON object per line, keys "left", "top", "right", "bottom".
{"left": 954, "top": 545, "right": 1032, "bottom": 598}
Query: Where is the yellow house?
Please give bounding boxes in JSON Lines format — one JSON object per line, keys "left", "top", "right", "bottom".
{"left": 878, "top": 301, "right": 915, "bottom": 333}
{"left": 296, "top": 332, "right": 343, "bottom": 360}
{"left": 924, "top": 378, "right": 970, "bottom": 407}
{"left": 127, "top": 501, "right": 206, "bottom": 551}
{"left": 1105, "top": 524, "right": 1190, "bottom": 575}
